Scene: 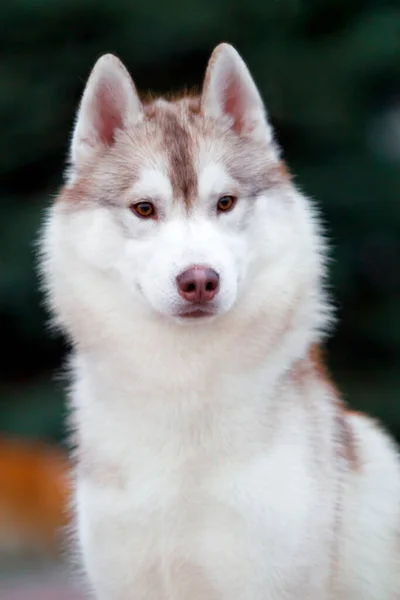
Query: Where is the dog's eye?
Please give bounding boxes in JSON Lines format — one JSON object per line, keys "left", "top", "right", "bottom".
{"left": 217, "top": 195, "right": 236, "bottom": 213}
{"left": 130, "top": 202, "right": 156, "bottom": 219}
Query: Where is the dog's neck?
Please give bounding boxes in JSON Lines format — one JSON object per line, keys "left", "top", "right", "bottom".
{"left": 72, "top": 304, "right": 327, "bottom": 414}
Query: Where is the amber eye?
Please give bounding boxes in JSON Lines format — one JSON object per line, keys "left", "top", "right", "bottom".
{"left": 131, "top": 201, "right": 156, "bottom": 219}
{"left": 217, "top": 195, "right": 236, "bottom": 213}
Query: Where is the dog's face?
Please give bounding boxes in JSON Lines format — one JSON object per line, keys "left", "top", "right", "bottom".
{"left": 42, "top": 45, "right": 322, "bottom": 342}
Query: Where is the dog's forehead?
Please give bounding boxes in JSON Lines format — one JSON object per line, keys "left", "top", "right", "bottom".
{"left": 138, "top": 101, "right": 202, "bottom": 206}
{"left": 125, "top": 97, "right": 281, "bottom": 204}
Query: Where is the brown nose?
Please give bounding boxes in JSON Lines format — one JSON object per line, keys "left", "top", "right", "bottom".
{"left": 176, "top": 266, "right": 220, "bottom": 304}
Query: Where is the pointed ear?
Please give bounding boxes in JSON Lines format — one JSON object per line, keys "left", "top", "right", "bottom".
{"left": 201, "top": 44, "right": 273, "bottom": 144}
{"left": 70, "top": 54, "right": 143, "bottom": 170}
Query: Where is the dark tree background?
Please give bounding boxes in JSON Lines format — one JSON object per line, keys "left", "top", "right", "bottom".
{"left": 1, "top": 0, "right": 400, "bottom": 443}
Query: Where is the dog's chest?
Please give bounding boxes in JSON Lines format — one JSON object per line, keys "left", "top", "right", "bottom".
{"left": 76, "top": 432, "right": 334, "bottom": 599}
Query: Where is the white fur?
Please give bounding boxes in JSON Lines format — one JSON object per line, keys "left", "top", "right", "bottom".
{"left": 39, "top": 43, "right": 400, "bottom": 599}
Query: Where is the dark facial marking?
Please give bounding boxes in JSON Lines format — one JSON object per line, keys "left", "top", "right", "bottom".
{"left": 159, "top": 111, "right": 198, "bottom": 208}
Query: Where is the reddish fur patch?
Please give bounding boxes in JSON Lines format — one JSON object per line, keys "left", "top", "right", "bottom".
{"left": 163, "top": 112, "right": 198, "bottom": 206}
{"left": 291, "top": 343, "right": 329, "bottom": 387}
{"left": 309, "top": 344, "right": 360, "bottom": 470}
{"left": 276, "top": 161, "right": 291, "bottom": 181}
{"left": 309, "top": 344, "right": 332, "bottom": 383}
{"left": 333, "top": 404, "right": 359, "bottom": 470}
{"left": 185, "top": 96, "right": 201, "bottom": 115}
{"left": 143, "top": 103, "right": 198, "bottom": 207}
{"left": 58, "top": 178, "right": 90, "bottom": 204}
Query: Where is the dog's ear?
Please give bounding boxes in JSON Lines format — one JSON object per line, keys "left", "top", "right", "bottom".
{"left": 70, "top": 54, "right": 142, "bottom": 172}
{"left": 201, "top": 44, "right": 273, "bottom": 145}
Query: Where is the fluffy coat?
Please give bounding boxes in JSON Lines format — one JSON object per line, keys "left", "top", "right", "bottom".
{"left": 39, "top": 43, "right": 400, "bottom": 599}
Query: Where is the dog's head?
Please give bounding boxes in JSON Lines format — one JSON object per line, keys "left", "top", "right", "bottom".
{"left": 41, "top": 44, "right": 327, "bottom": 354}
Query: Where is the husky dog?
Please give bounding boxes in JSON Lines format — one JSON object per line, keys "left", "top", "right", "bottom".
{"left": 39, "top": 43, "right": 400, "bottom": 599}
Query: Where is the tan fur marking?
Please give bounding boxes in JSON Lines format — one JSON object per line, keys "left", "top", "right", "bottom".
{"left": 276, "top": 161, "right": 291, "bottom": 181}
{"left": 149, "top": 108, "right": 198, "bottom": 207}
{"left": 56, "top": 179, "right": 92, "bottom": 205}
{"left": 309, "top": 344, "right": 360, "bottom": 470}
{"left": 309, "top": 344, "right": 332, "bottom": 382}
{"left": 336, "top": 409, "right": 359, "bottom": 469}
{"left": 185, "top": 96, "right": 201, "bottom": 115}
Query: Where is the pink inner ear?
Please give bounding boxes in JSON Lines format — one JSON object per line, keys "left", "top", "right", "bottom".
{"left": 223, "top": 76, "right": 245, "bottom": 134}
{"left": 92, "top": 80, "right": 124, "bottom": 147}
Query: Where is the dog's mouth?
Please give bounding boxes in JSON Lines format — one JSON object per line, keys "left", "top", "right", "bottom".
{"left": 175, "top": 306, "right": 216, "bottom": 319}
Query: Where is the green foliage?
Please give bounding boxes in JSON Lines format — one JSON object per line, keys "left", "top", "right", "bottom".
{"left": 1, "top": 0, "right": 400, "bottom": 440}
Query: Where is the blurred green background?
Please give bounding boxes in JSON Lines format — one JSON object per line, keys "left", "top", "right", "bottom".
{"left": 1, "top": 0, "right": 400, "bottom": 443}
